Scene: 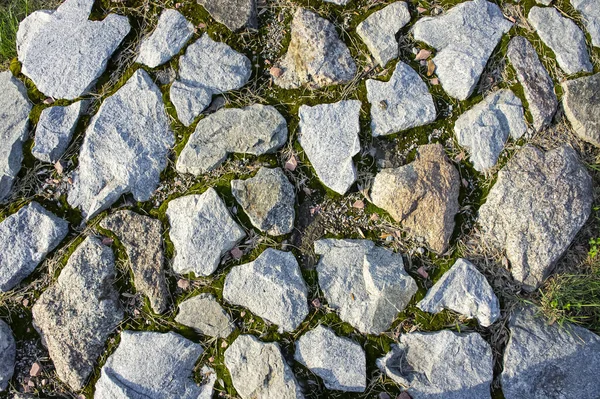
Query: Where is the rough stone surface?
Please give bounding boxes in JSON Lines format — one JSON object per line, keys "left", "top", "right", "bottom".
{"left": 478, "top": 145, "right": 593, "bottom": 291}
{"left": 572, "top": 0, "right": 600, "bottom": 47}
{"left": 100, "top": 210, "right": 169, "bottom": 314}
{"left": 198, "top": 0, "right": 257, "bottom": 31}
{"left": 502, "top": 307, "right": 600, "bottom": 399}
{"left": 177, "top": 105, "right": 287, "bottom": 174}
{"left": 298, "top": 100, "right": 361, "bottom": 195}
{"left": 166, "top": 188, "right": 246, "bottom": 276}
{"left": 224, "top": 334, "right": 303, "bottom": 399}
{"left": 169, "top": 81, "right": 212, "bottom": 127}
{"left": 231, "top": 167, "right": 295, "bottom": 236}
{"left": 417, "top": 258, "right": 500, "bottom": 327}
{"left": 0, "top": 320, "right": 15, "bottom": 391}
{"left": 175, "top": 293, "right": 234, "bottom": 338}
{"left": 356, "top": 2, "right": 411, "bottom": 66}
{"left": 224, "top": 248, "right": 308, "bottom": 332}
{"left": 314, "top": 239, "right": 417, "bottom": 334}
{"left": 507, "top": 36, "right": 558, "bottom": 131}
{"left": 377, "top": 330, "right": 493, "bottom": 399}
{"left": 67, "top": 70, "right": 174, "bottom": 220}
{"left": 32, "top": 101, "right": 83, "bottom": 163}
{"left": 136, "top": 9, "right": 194, "bottom": 68}
{"left": 16, "top": 0, "right": 130, "bottom": 99}
{"left": 412, "top": 0, "right": 512, "bottom": 100}
{"left": 274, "top": 8, "right": 356, "bottom": 89}
{"left": 295, "top": 325, "right": 366, "bottom": 392}
{"left": 0, "top": 202, "right": 68, "bottom": 292}
{"left": 94, "top": 331, "right": 212, "bottom": 399}
{"left": 562, "top": 73, "right": 600, "bottom": 147}
{"left": 32, "top": 237, "right": 124, "bottom": 391}
{"left": 454, "top": 89, "right": 527, "bottom": 172}
{"left": 528, "top": 6, "right": 593, "bottom": 74}
{"left": 366, "top": 62, "right": 436, "bottom": 137}
{"left": 370, "top": 144, "right": 460, "bottom": 254}
{"left": 0, "top": 72, "right": 31, "bottom": 202}
{"left": 323, "top": 0, "right": 351, "bottom": 4}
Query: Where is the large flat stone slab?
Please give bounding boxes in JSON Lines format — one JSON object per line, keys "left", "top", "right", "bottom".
{"left": 0, "top": 320, "right": 15, "bottom": 391}
{"left": 32, "top": 101, "right": 83, "bottom": 163}
{"left": 198, "top": 0, "right": 257, "bottom": 31}
{"left": 572, "top": 0, "right": 600, "bottom": 47}
{"left": 175, "top": 293, "right": 234, "bottom": 338}
{"left": 562, "top": 73, "right": 600, "bottom": 146}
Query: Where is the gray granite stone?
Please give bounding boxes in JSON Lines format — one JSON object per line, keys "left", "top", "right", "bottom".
{"left": 562, "top": 73, "right": 600, "bottom": 147}
{"left": 572, "top": 0, "right": 600, "bottom": 47}
{"left": 32, "top": 101, "right": 83, "bottom": 163}
{"left": 198, "top": 0, "right": 257, "bottom": 31}
{"left": 176, "top": 293, "right": 234, "bottom": 338}
{"left": 0, "top": 320, "right": 15, "bottom": 391}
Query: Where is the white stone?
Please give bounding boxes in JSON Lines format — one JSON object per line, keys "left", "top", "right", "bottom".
{"left": 572, "top": 0, "right": 600, "bottom": 47}
{"left": 175, "top": 293, "right": 235, "bottom": 338}
{"left": 32, "top": 101, "right": 84, "bottom": 163}
{"left": 169, "top": 81, "right": 212, "bottom": 127}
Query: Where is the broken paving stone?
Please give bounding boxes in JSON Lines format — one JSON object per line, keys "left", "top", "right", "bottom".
{"left": 166, "top": 188, "right": 246, "bottom": 277}
{"left": 298, "top": 100, "right": 361, "bottom": 195}
{"left": 366, "top": 61, "right": 436, "bottom": 137}
{"left": 32, "top": 101, "right": 84, "bottom": 163}
{"left": 223, "top": 248, "right": 309, "bottom": 332}
{"left": 412, "top": 0, "right": 512, "bottom": 100}
{"left": 169, "top": 81, "right": 212, "bottom": 127}
{"left": 562, "top": 73, "right": 600, "bottom": 147}
{"left": 198, "top": 0, "right": 257, "bottom": 31}
{"left": 175, "top": 293, "right": 234, "bottom": 338}
{"left": 314, "top": 239, "right": 417, "bottom": 334}
{"left": 478, "top": 145, "right": 593, "bottom": 291}
{"left": 572, "top": 0, "right": 600, "bottom": 47}
{"left": 0, "top": 320, "right": 15, "bottom": 391}
{"left": 294, "top": 325, "right": 366, "bottom": 392}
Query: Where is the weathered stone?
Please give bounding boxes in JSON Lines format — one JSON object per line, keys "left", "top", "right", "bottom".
{"left": 32, "top": 101, "right": 83, "bottom": 163}
{"left": 562, "top": 73, "right": 600, "bottom": 146}
{"left": 314, "top": 239, "right": 417, "bottom": 334}
{"left": 417, "top": 258, "right": 500, "bottom": 327}
{"left": 298, "top": 100, "right": 361, "bottom": 195}
{"left": 224, "top": 334, "right": 304, "bottom": 399}
{"left": 454, "top": 89, "right": 527, "bottom": 172}
{"left": 169, "top": 81, "right": 212, "bottom": 127}
{"left": 0, "top": 320, "right": 15, "bottom": 391}
{"left": 16, "top": 0, "right": 130, "bottom": 99}
{"left": 572, "top": 0, "right": 600, "bottom": 47}
{"left": 175, "top": 293, "right": 234, "bottom": 338}
{"left": 136, "top": 9, "right": 194, "bottom": 68}
{"left": 502, "top": 307, "right": 600, "bottom": 399}
{"left": 100, "top": 210, "right": 169, "bottom": 314}
{"left": 94, "top": 331, "right": 213, "bottom": 399}
{"left": 198, "top": 0, "right": 257, "bottom": 31}
{"left": 356, "top": 2, "right": 411, "bottom": 66}
{"left": 507, "top": 36, "right": 557, "bottom": 131}
{"left": 177, "top": 105, "right": 287, "bottom": 174}
{"left": 0, "top": 72, "right": 31, "bottom": 202}
{"left": 370, "top": 144, "right": 460, "bottom": 254}
{"left": 478, "top": 145, "right": 592, "bottom": 291}
{"left": 32, "top": 237, "right": 123, "bottom": 391}
{"left": 224, "top": 249, "right": 308, "bottom": 332}
{"left": 231, "top": 167, "right": 295, "bottom": 236}
{"left": 528, "top": 6, "right": 593, "bottom": 74}
{"left": 366, "top": 62, "right": 436, "bottom": 137}
{"left": 0, "top": 202, "right": 68, "bottom": 292}
{"left": 166, "top": 188, "right": 246, "bottom": 276}
{"left": 274, "top": 8, "right": 356, "bottom": 89}
{"left": 536, "top": 0, "right": 552, "bottom": 4}
{"left": 67, "top": 70, "right": 174, "bottom": 220}
{"left": 377, "top": 330, "right": 493, "bottom": 399}
{"left": 323, "top": 0, "right": 351, "bottom": 4}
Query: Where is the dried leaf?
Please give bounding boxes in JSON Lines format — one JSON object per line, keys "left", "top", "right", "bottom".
{"left": 417, "top": 266, "right": 429, "bottom": 278}
{"left": 427, "top": 59, "right": 436, "bottom": 76}
{"left": 352, "top": 200, "right": 365, "bottom": 209}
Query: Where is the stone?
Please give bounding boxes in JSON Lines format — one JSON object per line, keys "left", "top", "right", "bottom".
{"left": 224, "top": 248, "right": 308, "bottom": 332}
{"left": 224, "top": 334, "right": 303, "bottom": 399}
{"left": 377, "top": 330, "right": 493, "bottom": 399}
{"left": 370, "top": 144, "right": 460, "bottom": 254}
{"left": 32, "top": 237, "right": 123, "bottom": 391}
{"left": 295, "top": 325, "right": 366, "bottom": 392}
{"left": 166, "top": 188, "right": 246, "bottom": 276}
{"left": 314, "top": 239, "right": 417, "bottom": 334}
{"left": 100, "top": 210, "right": 169, "bottom": 314}
{"left": 366, "top": 62, "right": 436, "bottom": 137}
{"left": 136, "top": 9, "right": 194, "bottom": 68}
{"left": 528, "top": 6, "right": 593, "bottom": 74}
{"left": 177, "top": 105, "right": 287, "bottom": 174}
{"left": 274, "top": 8, "right": 357, "bottom": 89}
{"left": 298, "top": 100, "right": 361, "bottom": 195}
{"left": 231, "top": 167, "right": 295, "bottom": 236}
{"left": 32, "top": 101, "right": 84, "bottom": 163}
{"left": 572, "top": 0, "right": 600, "bottom": 47}
{"left": 562, "top": 73, "right": 600, "bottom": 146}
{"left": 478, "top": 145, "right": 592, "bottom": 291}
{"left": 417, "top": 258, "right": 500, "bottom": 327}
{"left": 0, "top": 320, "right": 15, "bottom": 391}
{"left": 323, "top": 0, "right": 351, "bottom": 4}
{"left": 175, "top": 293, "right": 234, "bottom": 338}
{"left": 454, "top": 89, "right": 527, "bottom": 172}
{"left": 94, "top": 331, "right": 213, "bottom": 399}
{"left": 502, "top": 307, "right": 600, "bottom": 399}
{"left": 507, "top": 36, "right": 557, "bottom": 131}
{"left": 536, "top": 0, "right": 552, "bottom": 4}
{"left": 0, "top": 72, "right": 31, "bottom": 202}
{"left": 198, "top": 0, "right": 257, "bottom": 31}
{"left": 16, "top": 0, "right": 130, "bottom": 99}
{"left": 0, "top": 202, "right": 68, "bottom": 292}
{"left": 169, "top": 81, "right": 212, "bottom": 127}
{"left": 356, "top": 2, "right": 411, "bottom": 66}
{"left": 67, "top": 70, "right": 174, "bottom": 220}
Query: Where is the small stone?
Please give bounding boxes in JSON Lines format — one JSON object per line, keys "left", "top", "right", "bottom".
{"left": 270, "top": 66, "right": 283, "bottom": 78}
{"left": 416, "top": 266, "right": 428, "bottom": 278}
{"left": 562, "top": 73, "right": 600, "bottom": 146}
{"left": 415, "top": 49, "right": 431, "bottom": 61}
{"left": 198, "top": 0, "right": 257, "bottom": 31}
{"left": 572, "top": 0, "right": 600, "bottom": 47}
{"left": 54, "top": 160, "right": 66, "bottom": 175}
{"left": 230, "top": 247, "right": 243, "bottom": 259}
{"left": 29, "top": 362, "right": 41, "bottom": 377}
{"left": 176, "top": 293, "right": 234, "bottom": 338}
{"left": 285, "top": 155, "right": 298, "bottom": 171}
{"left": 169, "top": 81, "right": 212, "bottom": 127}
{"left": 0, "top": 320, "right": 15, "bottom": 391}
{"left": 294, "top": 325, "right": 366, "bottom": 392}
{"left": 177, "top": 279, "right": 190, "bottom": 290}
{"left": 32, "top": 101, "right": 83, "bottom": 163}
{"left": 352, "top": 200, "right": 364, "bottom": 209}
{"left": 323, "top": 0, "right": 350, "bottom": 4}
